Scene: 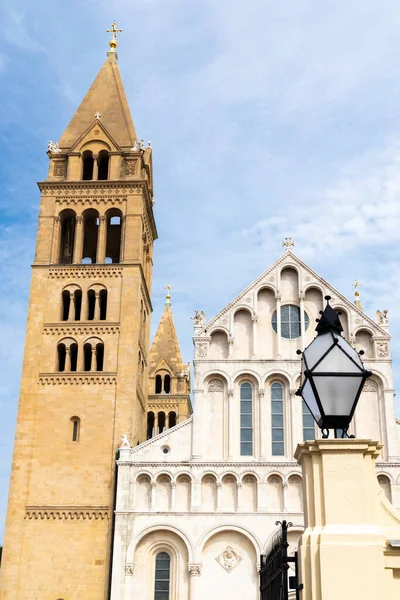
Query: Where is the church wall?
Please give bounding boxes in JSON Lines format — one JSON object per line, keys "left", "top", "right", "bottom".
{"left": 233, "top": 309, "right": 253, "bottom": 359}
{"left": 257, "top": 288, "right": 275, "bottom": 358}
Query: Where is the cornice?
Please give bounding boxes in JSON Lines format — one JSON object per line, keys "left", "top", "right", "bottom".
{"left": 125, "top": 417, "right": 193, "bottom": 454}
{"left": 43, "top": 265, "right": 123, "bottom": 279}
{"left": 39, "top": 373, "right": 117, "bottom": 385}
{"left": 43, "top": 323, "right": 120, "bottom": 335}
{"left": 121, "top": 461, "right": 300, "bottom": 468}
{"left": 25, "top": 505, "right": 110, "bottom": 520}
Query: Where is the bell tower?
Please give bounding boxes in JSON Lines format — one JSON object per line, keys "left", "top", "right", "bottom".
{"left": 0, "top": 27, "right": 156, "bottom": 600}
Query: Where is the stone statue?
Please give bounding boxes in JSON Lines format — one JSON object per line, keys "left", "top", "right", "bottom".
{"left": 376, "top": 310, "right": 389, "bottom": 325}
{"left": 48, "top": 140, "right": 61, "bottom": 153}
{"left": 191, "top": 310, "right": 206, "bottom": 326}
{"left": 120, "top": 434, "right": 131, "bottom": 449}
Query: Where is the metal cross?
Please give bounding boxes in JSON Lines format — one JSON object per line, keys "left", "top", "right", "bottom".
{"left": 282, "top": 237, "right": 295, "bottom": 250}
{"left": 107, "top": 21, "right": 122, "bottom": 42}
{"left": 94, "top": 111, "right": 101, "bottom": 119}
{"left": 164, "top": 283, "right": 174, "bottom": 295}
{"left": 352, "top": 280, "right": 362, "bottom": 292}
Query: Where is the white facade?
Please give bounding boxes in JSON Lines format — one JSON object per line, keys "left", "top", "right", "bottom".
{"left": 111, "top": 249, "right": 400, "bottom": 600}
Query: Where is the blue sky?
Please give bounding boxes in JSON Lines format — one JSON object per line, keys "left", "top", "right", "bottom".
{"left": 1, "top": 0, "right": 400, "bottom": 542}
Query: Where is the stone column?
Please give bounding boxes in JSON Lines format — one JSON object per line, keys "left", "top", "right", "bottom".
{"left": 65, "top": 347, "right": 71, "bottom": 373}
{"left": 275, "top": 292, "right": 282, "bottom": 357}
{"left": 228, "top": 336, "right": 234, "bottom": 357}
{"left": 282, "top": 480, "right": 288, "bottom": 512}
{"left": 92, "top": 153, "right": 99, "bottom": 180}
{"left": 154, "top": 413, "right": 159, "bottom": 437}
{"left": 51, "top": 216, "right": 61, "bottom": 263}
{"left": 259, "top": 389, "right": 265, "bottom": 460}
{"left": 94, "top": 292, "right": 100, "bottom": 320}
{"left": 96, "top": 215, "right": 106, "bottom": 264}
{"left": 188, "top": 564, "right": 202, "bottom": 600}
{"left": 72, "top": 215, "right": 83, "bottom": 264}
{"left": 295, "top": 439, "right": 393, "bottom": 600}
{"left": 228, "top": 389, "right": 234, "bottom": 459}
{"left": 90, "top": 346, "right": 96, "bottom": 372}
{"left": 237, "top": 482, "right": 242, "bottom": 511}
{"left": 171, "top": 482, "right": 176, "bottom": 511}
{"left": 166, "top": 413, "right": 170, "bottom": 429}
{"left": 299, "top": 291, "right": 306, "bottom": 350}
{"left": 67, "top": 291, "right": 75, "bottom": 321}
{"left": 216, "top": 482, "right": 222, "bottom": 511}
{"left": 252, "top": 315, "right": 258, "bottom": 356}
{"left": 150, "top": 482, "right": 156, "bottom": 510}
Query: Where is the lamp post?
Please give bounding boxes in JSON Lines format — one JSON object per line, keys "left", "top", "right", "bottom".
{"left": 296, "top": 296, "right": 372, "bottom": 439}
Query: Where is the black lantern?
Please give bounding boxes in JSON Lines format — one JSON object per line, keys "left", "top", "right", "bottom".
{"left": 296, "top": 296, "right": 372, "bottom": 438}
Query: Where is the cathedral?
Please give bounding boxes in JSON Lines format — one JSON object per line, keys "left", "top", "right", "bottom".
{"left": 1, "top": 28, "right": 399, "bottom": 600}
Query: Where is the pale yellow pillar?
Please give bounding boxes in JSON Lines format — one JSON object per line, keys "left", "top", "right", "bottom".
{"left": 96, "top": 215, "right": 106, "bottom": 263}
{"left": 73, "top": 216, "right": 83, "bottom": 264}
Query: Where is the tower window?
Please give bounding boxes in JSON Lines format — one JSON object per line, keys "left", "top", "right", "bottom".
{"left": 71, "top": 417, "right": 80, "bottom": 442}
{"left": 87, "top": 290, "right": 96, "bottom": 320}
{"left": 70, "top": 343, "right": 78, "bottom": 372}
{"left": 82, "top": 210, "right": 99, "bottom": 264}
{"left": 147, "top": 412, "right": 155, "bottom": 440}
{"left": 105, "top": 210, "right": 122, "bottom": 263}
{"left": 57, "top": 344, "right": 66, "bottom": 372}
{"left": 99, "top": 289, "right": 107, "bottom": 320}
{"left": 157, "top": 412, "right": 166, "bottom": 434}
{"left": 302, "top": 400, "right": 315, "bottom": 441}
{"left": 96, "top": 343, "right": 104, "bottom": 372}
{"left": 154, "top": 552, "right": 170, "bottom": 600}
{"left": 155, "top": 375, "right": 162, "bottom": 394}
{"left": 164, "top": 375, "right": 171, "bottom": 394}
{"left": 83, "top": 343, "right": 92, "bottom": 371}
{"left": 240, "top": 383, "right": 253, "bottom": 456}
{"left": 271, "top": 382, "right": 285, "bottom": 456}
{"left": 82, "top": 150, "right": 94, "bottom": 180}
{"left": 271, "top": 305, "right": 309, "bottom": 339}
{"left": 97, "top": 150, "right": 109, "bottom": 180}
{"left": 168, "top": 411, "right": 176, "bottom": 428}
{"left": 74, "top": 290, "right": 82, "bottom": 321}
{"left": 59, "top": 210, "right": 76, "bottom": 265}
{"left": 62, "top": 290, "right": 70, "bottom": 321}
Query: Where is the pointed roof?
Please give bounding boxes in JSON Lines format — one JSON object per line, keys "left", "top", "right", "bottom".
{"left": 149, "top": 304, "right": 185, "bottom": 376}
{"left": 59, "top": 53, "right": 137, "bottom": 150}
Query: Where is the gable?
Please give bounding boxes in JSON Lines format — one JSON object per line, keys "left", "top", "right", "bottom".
{"left": 68, "top": 119, "right": 122, "bottom": 154}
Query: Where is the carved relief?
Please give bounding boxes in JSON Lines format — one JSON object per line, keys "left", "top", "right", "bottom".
{"left": 196, "top": 343, "right": 208, "bottom": 358}
{"left": 53, "top": 160, "right": 66, "bottom": 177}
{"left": 188, "top": 564, "right": 202, "bottom": 576}
{"left": 208, "top": 379, "right": 224, "bottom": 392}
{"left": 124, "top": 160, "right": 137, "bottom": 176}
{"left": 125, "top": 563, "right": 135, "bottom": 576}
{"left": 376, "top": 342, "right": 389, "bottom": 358}
{"left": 216, "top": 546, "right": 242, "bottom": 573}
{"left": 363, "top": 380, "right": 378, "bottom": 392}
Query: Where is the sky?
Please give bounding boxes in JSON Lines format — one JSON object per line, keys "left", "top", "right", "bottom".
{"left": 0, "top": 0, "right": 400, "bottom": 542}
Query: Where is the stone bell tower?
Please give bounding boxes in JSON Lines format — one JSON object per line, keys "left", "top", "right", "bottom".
{"left": 0, "top": 25, "right": 156, "bottom": 600}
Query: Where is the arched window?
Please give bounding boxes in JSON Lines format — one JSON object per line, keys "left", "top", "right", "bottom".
{"left": 57, "top": 341, "right": 77, "bottom": 372}
{"left": 70, "top": 343, "right": 78, "bottom": 372}
{"left": 57, "top": 344, "right": 66, "bottom": 372}
{"left": 240, "top": 383, "right": 253, "bottom": 456}
{"left": 97, "top": 150, "right": 109, "bottom": 180}
{"left": 155, "top": 375, "right": 162, "bottom": 394}
{"left": 99, "top": 289, "right": 107, "bottom": 320}
{"left": 147, "top": 412, "right": 155, "bottom": 440}
{"left": 168, "top": 412, "right": 176, "bottom": 428}
{"left": 74, "top": 289, "right": 82, "bottom": 320}
{"left": 70, "top": 417, "right": 80, "bottom": 442}
{"left": 62, "top": 290, "right": 70, "bottom": 321}
{"left": 82, "top": 209, "right": 99, "bottom": 264}
{"left": 164, "top": 374, "right": 171, "bottom": 394}
{"left": 271, "top": 305, "right": 309, "bottom": 339}
{"left": 158, "top": 412, "right": 166, "bottom": 434}
{"left": 87, "top": 290, "right": 96, "bottom": 321}
{"left": 82, "top": 150, "right": 94, "bottom": 180}
{"left": 105, "top": 210, "right": 122, "bottom": 263}
{"left": 83, "top": 343, "right": 92, "bottom": 371}
{"left": 271, "top": 383, "right": 285, "bottom": 456}
{"left": 154, "top": 552, "right": 170, "bottom": 600}
{"left": 302, "top": 400, "right": 315, "bottom": 441}
{"left": 96, "top": 343, "right": 104, "bottom": 371}
{"left": 59, "top": 210, "right": 76, "bottom": 265}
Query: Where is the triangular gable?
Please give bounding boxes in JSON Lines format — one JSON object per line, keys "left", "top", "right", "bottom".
{"left": 129, "top": 417, "right": 193, "bottom": 454}
{"left": 196, "top": 251, "right": 390, "bottom": 339}
{"left": 68, "top": 119, "right": 122, "bottom": 154}
{"left": 150, "top": 357, "right": 174, "bottom": 377}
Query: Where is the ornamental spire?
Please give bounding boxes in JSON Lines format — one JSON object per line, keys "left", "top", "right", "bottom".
{"left": 106, "top": 20, "right": 122, "bottom": 52}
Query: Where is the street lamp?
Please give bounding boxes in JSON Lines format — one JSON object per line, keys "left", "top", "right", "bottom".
{"left": 296, "top": 295, "right": 372, "bottom": 438}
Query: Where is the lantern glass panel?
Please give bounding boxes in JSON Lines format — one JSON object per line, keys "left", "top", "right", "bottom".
{"left": 312, "top": 375, "right": 363, "bottom": 416}
{"left": 334, "top": 334, "right": 364, "bottom": 368}
{"left": 313, "top": 345, "right": 362, "bottom": 374}
{"left": 303, "top": 333, "right": 334, "bottom": 370}
{"left": 302, "top": 379, "right": 321, "bottom": 423}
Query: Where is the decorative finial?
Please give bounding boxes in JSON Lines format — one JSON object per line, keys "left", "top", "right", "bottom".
{"left": 282, "top": 237, "right": 295, "bottom": 251}
{"left": 95, "top": 111, "right": 101, "bottom": 120}
{"left": 352, "top": 280, "right": 362, "bottom": 311}
{"left": 107, "top": 20, "right": 122, "bottom": 51}
{"left": 164, "top": 283, "right": 173, "bottom": 306}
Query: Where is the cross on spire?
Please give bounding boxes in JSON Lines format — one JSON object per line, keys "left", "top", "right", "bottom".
{"left": 282, "top": 237, "right": 295, "bottom": 251}
{"left": 352, "top": 280, "right": 363, "bottom": 311}
{"left": 164, "top": 283, "right": 173, "bottom": 305}
{"left": 107, "top": 21, "right": 122, "bottom": 51}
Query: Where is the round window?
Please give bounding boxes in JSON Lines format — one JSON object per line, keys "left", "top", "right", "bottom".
{"left": 162, "top": 446, "right": 170, "bottom": 454}
{"left": 271, "top": 305, "right": 309, "bottom": 339}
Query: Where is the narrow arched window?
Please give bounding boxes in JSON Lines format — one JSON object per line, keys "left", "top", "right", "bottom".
{"left": 62, "top": 290, "right": 70, "bottom": 321}
{"left": 83, "top": 343, "right": 92, "bottom": 372}
{"left": 99, "top": 289, "right": 107, "bottom": 320}
{"left": 240, "top": 383, "right": 253, "bottom": 456}
{"left": 57, "top": 344, "right": 66, "bottom": 372}
{"left": 302, "top": 400, "right": 315, "bottom": 441}
{"left": 59, "top": 211, "right": 76, "bottom": 264}
{"left": 147, "top": 412, "right": 155, "bottom": 440}
{"left": 105, "top": 210, "right": 122, "bottom": 263}
{"left": 82, "top": 150, "right": 94, "bottom": 180}
{"left": 154, "top": 552, "right": 170, "bottom": 600}
{"left": 70, "top": 343, "right": 78, "bottom": 372}
{"left": 74, "top": 290, "right": 82, "bottom": 320}
{"left": 82, "top": 210, "right": 99, "bottom": 264}
{"left": 158, "top": 412, "right": 166, "bottom": 434}
{"left": 71, "top": 417, "right": 80, "bottom": 442}
{"left": 168, "top": 412, "right": 176, "bottom": 428}
{"left": 96, "top": 343, "right": 104, "bottom": 372}
{"left": 164, "top": 375, "right": 171, "bottom": 394}
{"left": 271, "top": 383, "right": 284, "bottom": 456}
{"left": 155, "top": 375, "right": 162, "bottom": 394}
{"left": 87, "top": 290, "right": 96, "bottom": 321}
{"left": 97, "top": 150, "right": 109, "bottom": 180}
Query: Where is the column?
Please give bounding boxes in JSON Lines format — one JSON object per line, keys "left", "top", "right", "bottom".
{"left": 188, "top": 564, "right": 202, "bottom": 600}
{"left": 282, "top": 480, "right": 288, "bottom": 512}
{"left": 67, "top": 291, "right": 75, "bottom": 321}
{"left": 171, "top": 482, "right": 176, "bottom": 511}
{"left": 81, "top": 291, "right": 88, "bottom": 322}
{"left": 120, "top": 215, "right": 126, "bottom": 262}
{"left": 228, "top": 389, "right": 234, "bottom": 459}
{"left": 51, "top": 216, "right": 61, "bottom": 263}
{"left": 94, "top": 292, "right": 100, "bottom": 320}
{"left": 92, "top": 153, "right": 99, "bottom": 180}
{"left": 191, "top": 390, "right": 203, "bottom": 459}
{"left": 166, "top": 413, "right": 170, "bottom": 429}
{"left": 259, "top": 390, "right": 265, "bottom": 460}
{"left": 90, "top": 345, "right": 96, "bottom": 372}
{"left": 299, "top": 291, "right": 306, "bottom": 351}
{"left": 72, "top": 215, "right": 83, "bottom": 264}
{"left": 228, "top": 337, "right": 234, "bottom": 358}
{"left": 150, "top": 482, "right": 156, "bottom": 510}
{"left": 96, "top": 215, "right": 106, "bottom": 264}
{"left": 276, "top": 293, "right": 282, "bottom": 357}
{"left": 237, "top": 482, "right": 242, "bottom": 511}
{"left": 216, "top": 482, "right": 222, "bottom": 511}
{"left": 252, "top": 315, "right": 258, "bottom": 357}
{"left": 65, "top": 347, "right": 71, "bottom": 372}
{"left": 154, "top": 413, "right": 159, "bottom": 437}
